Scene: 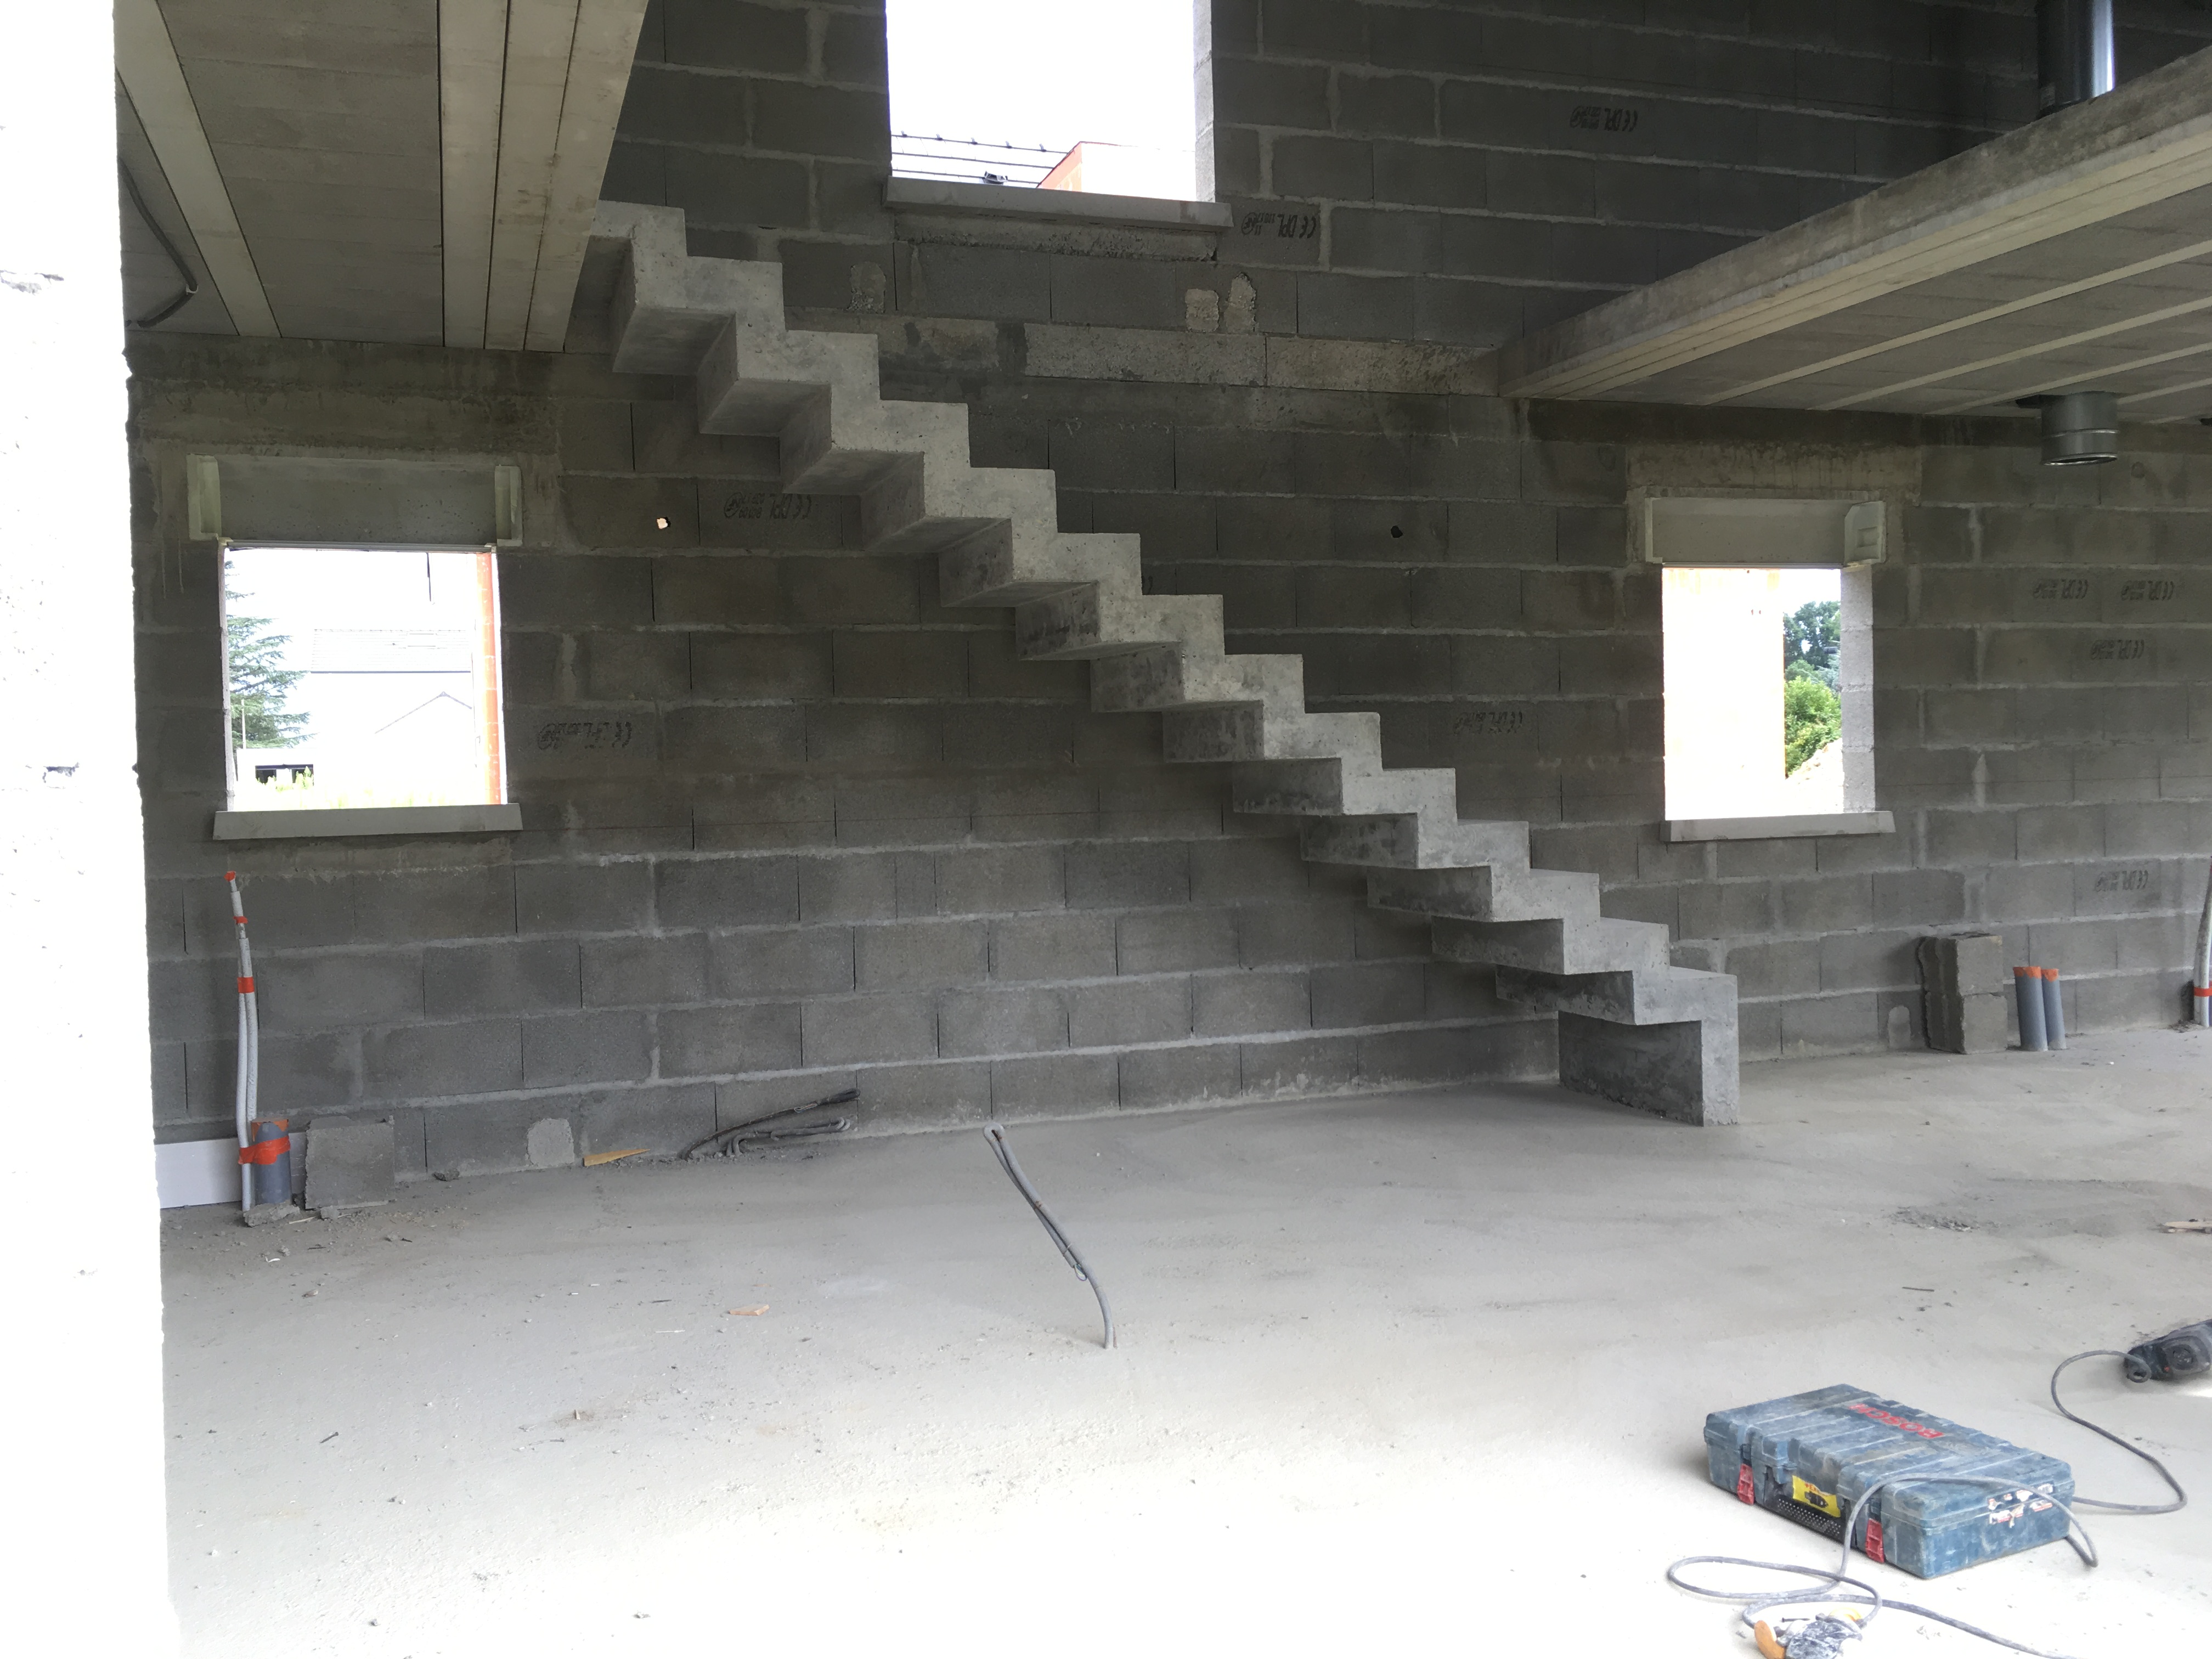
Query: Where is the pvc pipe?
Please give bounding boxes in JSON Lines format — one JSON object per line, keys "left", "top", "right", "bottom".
{"left": 2194, "top": 856, "right": 2212, "bottom": 1027}
{"left": 226, "top": 872, "right": 259, "bottom": 1212}
{"left": 244, "top": 1117, "right": 291, "bottom": 1208}
{"left": 2014, "top": 966, "right": 2049, "bottom": 1052}
{"left": 2040, "top": 968, "right": 2067, "bottom": 1051}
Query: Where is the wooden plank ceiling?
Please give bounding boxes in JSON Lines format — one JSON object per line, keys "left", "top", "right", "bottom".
{"left": 114, "top": 0, "right": 645, "bottom": 349}
{"left": 1499, "top": 44, "right": 2212, "bottom": 425}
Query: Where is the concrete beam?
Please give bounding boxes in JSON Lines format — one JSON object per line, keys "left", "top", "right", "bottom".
{"left": 438, "top": 0, "right": 507, "bottom": 349}
{"left": 113, "top": 0, "right": 278, "bottom": 337}
{"left": 483, "top": 0, "right": 582, "bottom": 352}
{"left": 1498, "top": 43, "right": 2212, "bottom": 404}
{"left": 522, "top": 0, "right": 652, "bottom": 352}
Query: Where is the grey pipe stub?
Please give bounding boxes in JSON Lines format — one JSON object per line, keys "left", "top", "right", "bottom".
{"left": 2020, "top": 390, "right": 2119, "bottom": 466}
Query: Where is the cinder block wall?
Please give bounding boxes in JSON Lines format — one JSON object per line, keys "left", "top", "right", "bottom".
{"left": 133, "top": 2, "right": 2212, "bottom": 1169}
{"left": 132, "top": 337, "right": 1545, "bottom": 1174}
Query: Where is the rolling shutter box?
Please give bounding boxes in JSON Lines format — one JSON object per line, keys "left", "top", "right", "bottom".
{"left": 187, "top": 454, "right": 521, "bottom": 548}
{"left": 1640, "top": 494, "right": 1884, "bottom": 567}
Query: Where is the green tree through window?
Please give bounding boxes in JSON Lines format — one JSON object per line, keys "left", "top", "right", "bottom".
{"left": 226, "top": 591, "right": 308, "bottom": 749}
{"left": 1783, "top": 599, "right": 1839, "bottom": 689}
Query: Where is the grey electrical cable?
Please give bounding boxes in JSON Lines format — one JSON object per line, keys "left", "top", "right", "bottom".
{"left": 1668, "top": 1477, "right": 2100, "bottom": 1659}
{"left": 1668, "top": 1349, "right": 2192, "bottom": 1656}
{"left": 2050, "top": 1350, "right": 2188, "bottom": 1513}
{"left": 983, "top": 1122, "right": 1113, "bottom": 1349}
{"left": 118, "top": 162, "right": 199, "bottom": 329}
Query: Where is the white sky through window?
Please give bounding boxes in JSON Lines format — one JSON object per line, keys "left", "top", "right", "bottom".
{"left": 887, "top": 0, "right": 1198, "bottom": 195}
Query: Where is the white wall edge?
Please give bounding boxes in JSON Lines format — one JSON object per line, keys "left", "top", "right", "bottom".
{"left": 1664, "top": 810, "right": 1898, "bottom": 843}
{"left": 212, "top": 804, "right": 524, "bottom": 840}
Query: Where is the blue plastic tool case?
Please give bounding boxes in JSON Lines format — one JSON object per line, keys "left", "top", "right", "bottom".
{"left": 1705, "top": 1385, "right": 2073, "bottom": 1578}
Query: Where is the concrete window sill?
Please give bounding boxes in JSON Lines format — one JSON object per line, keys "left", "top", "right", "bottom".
{"left": 1664, "top": 811, "right": 1896, "bottom": 843}
{"left": 883, "top": 176, "right": 1232, "bottom": 232}
{"left": 211, "top": 804, "right": 523, "bottom": 842}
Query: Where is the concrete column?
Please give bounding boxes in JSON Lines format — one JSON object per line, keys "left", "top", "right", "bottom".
{"left": 0, "top": 5, "right": 176, "bottom": 1650}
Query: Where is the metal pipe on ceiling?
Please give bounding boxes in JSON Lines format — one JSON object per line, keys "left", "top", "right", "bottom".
{"left": 2038, "top": 0, "right": 2115, "bottom": 116}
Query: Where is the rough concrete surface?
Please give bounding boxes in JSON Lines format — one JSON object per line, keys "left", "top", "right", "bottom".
{"left": 163, "top": 1032, "right": 2212, "bottom": 1656}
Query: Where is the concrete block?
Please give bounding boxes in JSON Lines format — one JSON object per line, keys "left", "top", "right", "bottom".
{"left": 831, "top": 629, "right": 968, "bottom": 699}
{"left": 1239, "top": 1034, "right": 1357, "bottom": 1097}
{"left": 1312, "top": 960, "right": 1426, "bottom": 1028}
{"left": 424, "top": 938, "right": 580, "bottom": 1017}
{"left": 656, "top": 857, "right": 800, "bottom": 927}
{"left": 652, "top": 555, "right": 777, "bottom": 624}
{"left": 580, "top": 631, "right": 689, "bottom": 701}
{"left": 573, "top": 1083, "right": 718, "bottom": 1160}
{"left": 990, "top": 1052, "right": 1120, "bottom": 1116}
{"left": 751, "top": 82, "right": 888, "bottom": 162}
{"left": 561, "top": 477, "right": 699, "bottom": 549}
{"left": 1781, "top": 993, "right": 1881, "bottom": 1058}
{"left": 784, "top": 556, "right": 923, "bottom": 625}
{"left": 799, "top": 853, "right": 901, "bottom": 923}
{"left": 662, "top": 706, "right": 808, "bottom": 771}
{"left": 256, "top": 950, "right": 422, "bottom": 1032}
{"left": 1357, "top": 1025, "right": 1475, "bottom": 1087}
{"left": 938, "top": 987, "right": 1066, "bottom": 1058}
{"left": 1817, "top": 930, "right": 1919, "bottom": 994}
{"left": 515, "top": 861, "right": 654, "bottom": 934}
{"left": 253, "top": 1030, "right": 356, "bottom": 1111}
{"left": 991, "top": 913, "right": 1118, "bottom": 982}
{"left": 847, "top": 1062, "right": 991, "bottom": 1129}
{"left": 304, "top": 1115, "right": 394, "bottom": 1214}
{"left": 822, "top": 12, "right": 889, "bottom": 86}
{"left": 938, "top": 845, "right": 1065, "bottom": 915}
{"left": 1238, "top": 901, "right": 1356, "bottom": 966}
{"left": 1119, "top": 908, "right": 1240, "bottom": 973}
{"left": 521, "top": 1011, "right": 652, "bottom": 1086}
{"left": 906, "top": 244, "right": 1052, "bottom": 323}
{"left": 803, "top": 995, "right": 938, "bottom": 1066}
{"left": 1066, "top": 842, "right": 1190, "bottom": 909}
{"left": 1373, "top": 140, "right": 1484, "bottom": 208}
{"left": 363, "top": 1019, "right": 522, "bottom": 1097}
{"left": 1066, "top": 978, "right": 1191, "bottom": 1047}
{"left": 856, "top": 921, "right": 988, "bottom": 991}
{"left": 1119, "top": 1043, "right": 1240, "bottom": 1109}
{"left": 1297, "top": 273, "right": 1414, "bottom": 340}
{"left": 662, "top": 0, "right": 808, "bottom": 72}
{"left": 711, "top": 926, "right": 855, "bottom": 998}
{"left": 659, "top": 1002, "right": 804, "bottom": 1076}
{"left": 352, "top": 868, "right": 515, "bottom": 945}
{"left": 1190, "top": 837, "right": 1310, "bottom": 902}
{"left": 582, "top": 933, "right": 708, "bottom": 1007}
{"left": 620, "top": 64, "right": 751, "bottom": 146}
{"left": 1194, "top": 970, "right": 1311, "bottom": 1036}
{"left": 1339, "top": 74, "right": 1437, "bottom": 139}
{"left": 1273, "top": 136, "right": 1374, "bottom": 200}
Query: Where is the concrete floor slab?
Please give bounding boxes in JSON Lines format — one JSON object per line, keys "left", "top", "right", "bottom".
{"left": 163, "top": 1030, "right": 2212, "bottom": 1655}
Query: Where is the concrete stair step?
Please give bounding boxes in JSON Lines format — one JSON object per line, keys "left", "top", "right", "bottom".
{"left": 1015, "top": 590, "right": 1224, "bottom": 660}
{"left": 1494, "top": 965, "right": 1736, "bottom": 1026}
{"left": 1302, "top": 813, "right": 1531, "bottom": 871}
{"left": 1430, "top": 915, "right": 1673, "bottom": 975}
{"left": 1368, "top": 865, "right": 1600, "bottom": 924}
{"left": 939, "top": 527, "right": 1140, "bottom": 608}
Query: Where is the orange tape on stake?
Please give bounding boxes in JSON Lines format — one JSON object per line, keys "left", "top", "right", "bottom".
{"left": 238, "top": 1139, "right": 288, "bottom": 1166}
{"left": 237, "top": 976, "right": 255, "bottom": 993}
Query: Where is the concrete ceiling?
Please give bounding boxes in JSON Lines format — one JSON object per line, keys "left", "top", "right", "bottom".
{"left": 1499, "top": 44, "right": 2212, "bottom": 426}
{"left": 114, "top": 0, "right": 646, "bottom": 349}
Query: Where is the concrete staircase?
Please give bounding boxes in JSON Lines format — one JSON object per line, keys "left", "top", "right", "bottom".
{"left": 586, "top": 202, "right": 1739, "bottom": 1126}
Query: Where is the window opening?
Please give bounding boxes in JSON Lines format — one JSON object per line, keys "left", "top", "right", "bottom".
{"left": 1663, "top": 565, "right": 1871, "bottom": 822}
{"left": 222, "top": 545, "right": 506, "bottom": 812}
{"left": 887, "top": 0, "right": 1200, "bottom": 199}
